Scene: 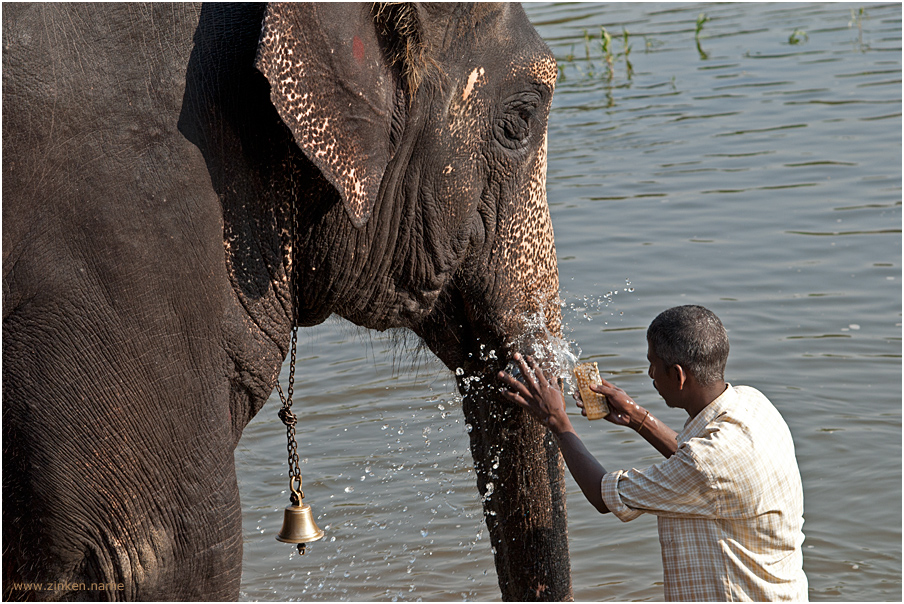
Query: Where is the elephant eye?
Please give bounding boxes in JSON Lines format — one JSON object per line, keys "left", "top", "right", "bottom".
{"left": 494, "top": 93, "right": 540, "bottom": 150}
{"left": 494, "top": 114, "right": 529, "bottom": 149}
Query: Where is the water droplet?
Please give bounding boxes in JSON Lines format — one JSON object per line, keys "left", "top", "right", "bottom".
{"left": 465, "top": 423, "right": 473, "bottom": 433}
{"left": 455, "top": 367, "right": 465, "bottom": 376}
{"left": 420, "top": 529, "right": 429, "bottom": 537}
{"left": 344, "top": 486, "right": 354, "bottom": 493}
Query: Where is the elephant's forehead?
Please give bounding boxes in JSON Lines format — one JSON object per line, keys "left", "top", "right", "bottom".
{"left": 494, "top": 53, "right": 558, "bottom": 91}
{"left": 461, "top": 66, "right": 486, "bottom": 101}
{"left": 456, "top": 52, "right": 557, "bottom": 99}
{"left": 527, "top": 55, "right": 558, "bottom": 91}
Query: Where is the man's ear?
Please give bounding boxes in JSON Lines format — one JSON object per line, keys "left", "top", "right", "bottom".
{"left": 672, "top": 364, "right": 688, "bottom": 390}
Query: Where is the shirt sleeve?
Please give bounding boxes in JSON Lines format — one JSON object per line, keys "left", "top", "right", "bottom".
{"left": 601, "top": 442, "right": 722, "bottom": 521}
{"left": 601, "top": 470, "right": 644, "bottom": 522}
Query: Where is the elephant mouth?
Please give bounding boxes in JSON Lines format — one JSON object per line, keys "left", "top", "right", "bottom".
{"left": 414, "top": 276, "right": 573, "bottom": 386}
{"left": 412, "top": 281, "right": 504, "bottom": 377}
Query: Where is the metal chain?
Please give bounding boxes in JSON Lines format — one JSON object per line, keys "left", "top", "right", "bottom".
{"left": 276, "top": 183, "right": 303, "bottom": 507}
{"left": 275, "top": 328, "right": 301, "bottom": 505}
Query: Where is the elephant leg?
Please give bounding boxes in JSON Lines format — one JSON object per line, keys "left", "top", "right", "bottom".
{"left": 2, "top": 439, "right": 244, "bottom": 602}
{"left": 2, "top": 305, "right": 246, "bottom": 601}
{"left": 462, "top": 382, "right": 573, "bottom": 601}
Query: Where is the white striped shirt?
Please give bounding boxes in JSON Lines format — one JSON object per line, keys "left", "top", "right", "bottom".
{"left": 601, "top": 385, "right": 808, "bottom": 601}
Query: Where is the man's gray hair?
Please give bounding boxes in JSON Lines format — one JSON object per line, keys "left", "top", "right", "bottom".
{"left": 647, "top": 305, "right": 729, "bottom": 386}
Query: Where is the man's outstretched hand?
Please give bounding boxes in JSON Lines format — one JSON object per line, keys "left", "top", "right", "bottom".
{"left": 575, "top": 377, "right": 647, "bottom": 429}
{"left": 575, "top": 375, "right": 679, "bottom": 459}
{"left": 497, "top": 353, "right": 573, "bottom": 435}
{"left": 498, "top": 353, "right": 612, "bottom": 514}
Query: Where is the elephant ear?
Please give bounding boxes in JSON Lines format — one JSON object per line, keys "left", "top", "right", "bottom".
{"left": 255, "top": 3, "right": 401, "bottom": 228}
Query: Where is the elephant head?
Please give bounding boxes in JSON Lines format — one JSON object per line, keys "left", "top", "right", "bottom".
{"left": 255, "top": 3, "right": 571, "bottom": 600}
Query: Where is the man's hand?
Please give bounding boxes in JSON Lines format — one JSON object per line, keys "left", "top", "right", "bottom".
{"left": 575, "top": 377, "right": 647, "bottom": 429}
{"left": 574, "top": 375, "right": 679, "bottom": 458}
{"left": 499, "top": 353, "right": 611, "bottom": 514}
{"left": 497, "top": 353, "right": 573, "bottom": 435}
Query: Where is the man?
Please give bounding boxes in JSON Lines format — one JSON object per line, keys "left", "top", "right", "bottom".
{"left": 498, "top": 305, "right": 808, "bottom": 602}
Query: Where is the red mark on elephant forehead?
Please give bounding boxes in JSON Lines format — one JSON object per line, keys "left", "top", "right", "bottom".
{"left": 352, "top": 36, "right": 365, "bottom": 63}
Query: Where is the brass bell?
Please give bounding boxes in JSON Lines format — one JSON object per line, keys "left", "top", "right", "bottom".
{"left": 276, "top": 477, "right": 324, "bottom": 554}
{"left": 276, "top": 502, "right": 324, "bottom": 545}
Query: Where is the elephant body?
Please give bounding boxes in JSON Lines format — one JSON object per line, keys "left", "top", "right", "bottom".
{"left": 3, "top": 3, "right": 571, "bottom": 600}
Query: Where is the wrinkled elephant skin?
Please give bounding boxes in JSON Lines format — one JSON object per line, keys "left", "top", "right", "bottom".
{"left": 3, "top": 3, "right": 572, "bottom": 601}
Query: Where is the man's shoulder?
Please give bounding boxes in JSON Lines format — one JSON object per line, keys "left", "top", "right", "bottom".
{"left": 705, "top": 385, "right": 799, "bottom": 472}
{"left": 732, "top": 384, "right": 771, "bottom": 403}
{"left": 679, "top": 386, "right": 801, "bottom": 510}
{"left": 692, "top": 385, "right": 776, "bottom": 436}
{"left": 691, "top": 385, "right": 793, "bottom": 459}
{"left": 729, "top": 385, "right": 790, "bottom": 428}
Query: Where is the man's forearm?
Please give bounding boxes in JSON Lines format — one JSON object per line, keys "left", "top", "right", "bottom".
{"left": 554, "top": 429, "right": 610, "bottom": 514}
{"left": 589, "top": 380, "right": 679, "bottom": 458}
{"left": 630, "top": 410, "right": 679, "bottom": 458}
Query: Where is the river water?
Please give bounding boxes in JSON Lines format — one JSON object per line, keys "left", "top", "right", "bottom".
{"left": 238, "top": 3, "right": 901, "bottom": 601}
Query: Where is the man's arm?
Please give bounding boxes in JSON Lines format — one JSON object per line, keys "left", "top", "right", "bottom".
{"left": 554, "top": 430, "right": 610, "bottom": 513}
{"left": 584, "top": 379, "right": 679, "bottom": 458}
{"left": 497, "top": 354, "right": 611, "bottom": 514}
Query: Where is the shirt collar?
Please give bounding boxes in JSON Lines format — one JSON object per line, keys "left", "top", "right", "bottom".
{"left": 677, "top": 383, "right": 736, "bottom": 444}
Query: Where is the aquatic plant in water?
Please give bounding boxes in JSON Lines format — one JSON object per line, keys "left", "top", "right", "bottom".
{"left": 788, "top": 28, "right": 808, "bottom": 45}
{"left": 849, "top": 7, "right": 867, "bottom": 51}
{"left": 600, "top": 26, "right": 614, "bottom": 80}
{"left": 557, "top": 25, "right": 634, "bottom": 85}
{"left": 695, "top": 13, "right": 710, "bottom": 59}
{"left": 621, "top": 28, "right": 634, "bottom": 79}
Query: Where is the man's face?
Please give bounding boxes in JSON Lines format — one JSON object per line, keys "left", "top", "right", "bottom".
{"left": 647, "top": 342, "right": 680, "bottom": 408}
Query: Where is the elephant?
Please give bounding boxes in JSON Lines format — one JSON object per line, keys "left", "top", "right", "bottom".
{"left": 3, "top": 3, "right": 571, "bottom": 601}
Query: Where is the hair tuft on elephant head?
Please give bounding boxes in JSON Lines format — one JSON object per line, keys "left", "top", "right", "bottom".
{"left": 372, "top": 2, "right": 434, "bottom": 97}
{"left": 3, "top": 2, "right": 572, "bottom": 601}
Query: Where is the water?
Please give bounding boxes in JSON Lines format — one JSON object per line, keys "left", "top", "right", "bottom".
{"left": 238, "top": 3, "right": 901, "bottom": 600}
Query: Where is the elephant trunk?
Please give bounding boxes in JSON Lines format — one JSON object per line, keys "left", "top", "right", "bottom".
{"left": 452, "top": 123, "right": 571, "bottom": 599}
{"left": 460, "top": 369, "right": 572, "bottom": 601}
{"left": 412, "top": 100, "right": 571, "bottom": 598}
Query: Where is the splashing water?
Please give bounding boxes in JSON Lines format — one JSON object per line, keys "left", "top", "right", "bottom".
{"left": 502, "top": 296, "right": 582, "bottom": 386}
{"left": 447, "top": 282, "right": 636, "bottom": 399}
{"left": 500, "top": 279, "right": 638, "bottom": 396}
{"left": 563, "top": 278, "right": 635, "bottom": 324}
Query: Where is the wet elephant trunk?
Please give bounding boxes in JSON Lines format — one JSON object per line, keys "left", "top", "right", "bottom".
{"left": 446, "top": 121, "right": 571, "bottom": 598}
{"left": 460, "top": 369, "right": 572, "bottom": 601}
